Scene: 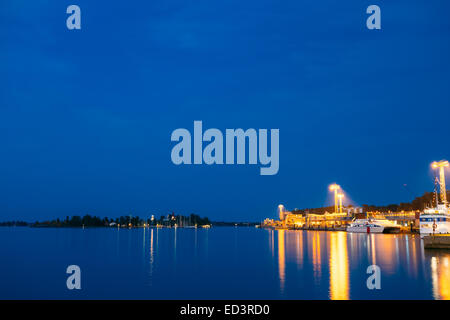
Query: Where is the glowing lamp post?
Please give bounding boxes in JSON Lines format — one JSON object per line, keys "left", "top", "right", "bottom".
{"left": 329, "top": 183, "right": 341, "bottom": 213}
{"left": 432, "top": 160, "right": 449, "bottom": 205}
{"left": 337, "top": 193, "right": 344, "bottom": 213}
{"left": 278, "top": 204, "right": 286, "bottom": 221}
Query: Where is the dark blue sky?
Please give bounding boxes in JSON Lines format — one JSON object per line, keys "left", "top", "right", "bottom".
{"left": 1, "top": 1, "right": 450, "bottom": 221}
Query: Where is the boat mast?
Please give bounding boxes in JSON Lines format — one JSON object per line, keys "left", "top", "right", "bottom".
{"left": 432, "top": 160, "right": 449, "bottom": 206}
{"left": 434, "top": 172, "right": 439, "bottom": 207}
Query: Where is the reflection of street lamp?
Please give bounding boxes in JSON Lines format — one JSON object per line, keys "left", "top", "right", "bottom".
{"left": 432, "top": 160, "right": 449, "bottom": 205}
{"left": 337, "top": 193, "right": 344, "bottom": 213}
{"left": 329, "top": 183, "right": 341, "bottom": 213}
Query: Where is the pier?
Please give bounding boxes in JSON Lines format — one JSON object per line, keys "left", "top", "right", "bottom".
{"left": 423, "top": 235, "right": 450, "bottom": 249}
{"left": 263, "top": 210, "right": 416, "bottom": 232}
{"left": 263, "top": 185, "right": 419, "bottom": 232}
{"left": 262, "top": 160, "right": 450, "bottom": 237}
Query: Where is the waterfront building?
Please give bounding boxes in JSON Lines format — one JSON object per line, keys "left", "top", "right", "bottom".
{"left": 263, "top": 204, "right": 418, "bottom": 231}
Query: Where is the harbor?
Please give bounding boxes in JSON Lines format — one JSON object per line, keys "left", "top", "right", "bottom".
{"left": 262, "top": 160, "right": 450, "bottom": 245}
{"left": 262, "top": 205, "right": 417, "bottom": 233}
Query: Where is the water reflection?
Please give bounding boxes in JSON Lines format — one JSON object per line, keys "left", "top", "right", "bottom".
{"left": 174, "top": 227, "right": 177, "bottom": 264}
{"left": 277, "top": 230, "right": 285, "bottom": 292}
{"left": 142, "top": 227, "right": 146, "bottom": 264}
{"left": 135, "top": 228, "right": 450, "bottom": 299}
{"left": 149, "top": 228, "right": 154, "bottom": 285}
{"left": 328, "top": 232, "right": 349, "bottom": 300}
{"left": 369, "top": 234, "right": 376, "bottom": 265}
{"left": 194, "top": 227, "right": 198, "bottom": 257}
{"left": 6, "top": 227, "right": 450, "bottom": 299}
{"left": 430, "top": 254, "right": 450, "bottom": 300}
{"left": 270, "top": 230, "right": 450, "bottom": 300}
{"left": 311, "top": 231, "right": 322, "bottom": 283}
{"left": 296, "top": 232, "right": 303, "bottom": 269}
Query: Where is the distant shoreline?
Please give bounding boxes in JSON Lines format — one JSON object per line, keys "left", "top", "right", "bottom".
{"left": 0, "top": 221, "right": 260, "bottom": 228}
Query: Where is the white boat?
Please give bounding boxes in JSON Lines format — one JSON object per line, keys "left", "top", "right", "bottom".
{"left": 347, "top": 219, "right": 401, "bottom": 234}
{"left": 421, "top": 160, "right": 450, "bottom": 237}
{"left": 419, "top": 204, "right": 450, "bottom": 237}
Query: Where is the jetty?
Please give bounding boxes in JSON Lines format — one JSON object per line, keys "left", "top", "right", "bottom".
{"left": 423, "top": 234, "right": 450, "bottom": 249}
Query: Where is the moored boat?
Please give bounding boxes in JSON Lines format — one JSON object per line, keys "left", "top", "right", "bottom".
{"left": 419, "top": 204, "right": 450, "bottom": 237}
{"left": 421, "top": 160, "right": 450, "bottom": 237}
{"left": 347, "top": 218, "right": 401, "bottom": 234}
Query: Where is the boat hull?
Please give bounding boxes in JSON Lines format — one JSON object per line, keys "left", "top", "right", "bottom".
{"left": 419, "top": 215, "right": 450, "bottom": 238}
{"left": 383, "top": 226, "right": 402, "bottom": 234}
{"left": 347, "top": 226, "right": 384, "bottom": 233}
{"left": 347, "top": 218, "right": 401, "bottom": 234}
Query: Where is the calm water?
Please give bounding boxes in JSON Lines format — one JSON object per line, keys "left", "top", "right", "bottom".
{"left": 0, "top": 227, "right": 449, "bottom": 300}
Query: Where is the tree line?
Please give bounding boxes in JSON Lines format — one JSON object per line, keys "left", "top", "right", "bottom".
{"left": 0, "top": 213, "right": 211, "bottom": 228}
{"left": 360, "top": 191, "right": 449, "bottom": 212}
{"left": 290, "top": 191, "right": 450, "bottom": 215}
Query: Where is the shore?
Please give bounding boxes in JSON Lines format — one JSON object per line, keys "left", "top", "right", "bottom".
{"left": 261, "top": 225, "right": 419, "bottom": 234}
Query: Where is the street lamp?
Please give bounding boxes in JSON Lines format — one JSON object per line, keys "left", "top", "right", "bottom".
{"left": 329, "top": 183, "right": 341, "bottom": 213}
{"left": 431, "top": 160, "right": 449, "bottom": 205}
{"left": 337, "top": 193, "right": 344, "bottom": 213}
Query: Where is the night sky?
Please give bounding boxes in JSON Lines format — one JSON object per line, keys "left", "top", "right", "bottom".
{"left": 1, "top": 1, "right": 450, "bottom": 222}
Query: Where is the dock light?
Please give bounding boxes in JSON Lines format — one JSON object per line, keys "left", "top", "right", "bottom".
{"left": 329, "top": 183, "right": 341, "bottom": 213}
{"left": 431, "top": 160, "right": 449, "bottom": 205}
{"left": 337, "top": 193, "right": 344, "bottom": 213}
